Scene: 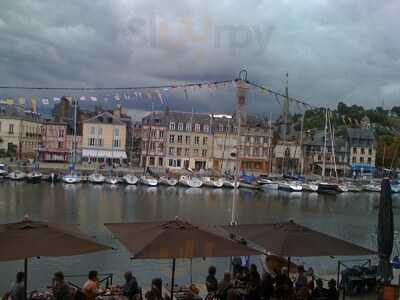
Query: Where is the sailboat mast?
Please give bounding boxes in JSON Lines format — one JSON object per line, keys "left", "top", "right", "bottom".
{"left": 328, "top": 112, "right": 339, "bottom": 182}
{"left": 299, "top": 114, "right": 304, "bottom": 175}
{"left": 73, "top": 97, "right": 77, "bottom": 166}
{"left": 143, "top": 102, "right": 154, "bottom": 173}
{"left": 268, "top": 113, "right": 272, "bottom": 174}
{"left": 322, "top": 107, "right": 328, "bottom": 180}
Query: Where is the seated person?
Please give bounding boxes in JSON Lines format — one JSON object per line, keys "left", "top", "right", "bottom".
{"left": 217, "top": 272, "right": 233, "bottom": 300}
{"left": 83, "top": 271, "right": 100, "bottom": 300}
{"left": 246, "top": 264, "right": 261, "bottom": 300}
{"left": 52, "top": 272, "right": 72, "bottom": 300}
{"left": 9, "top": 272, "right": 25, "bottom": 300}
{"left": 274, "top": 267, "right": 293, "bottom": 300}
{"left": 206, "top": 266, "right": 218, "bottom": 294}
{"left": 311, "top": 279, "right": 327, "bottom": 299}
{"left": 325, "top": 279, "right": 339, "bottom": 300}
{"left": 122, "top": 272, "right": 140, "bottom": 300}
{"left": 260, "top": 272, "right": 274, "bottom": 300}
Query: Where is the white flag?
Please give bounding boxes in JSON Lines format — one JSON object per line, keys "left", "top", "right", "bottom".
{"left": 156, "top": 90, "right": 164, "bottom": 104}
{"left": 90, "top": 96, "right": 98, "bottom": 102}
{"left": 41, "top": 98, "right": 49, "bottom": 105}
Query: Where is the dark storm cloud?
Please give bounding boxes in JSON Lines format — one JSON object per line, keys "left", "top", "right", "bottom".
{"left": 0, "top": 0, "right": 399, "bottom": 115}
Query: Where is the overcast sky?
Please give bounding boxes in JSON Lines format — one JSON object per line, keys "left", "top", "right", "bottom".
{"left": 0, "top": 0, "right": 399, "bottom": 114}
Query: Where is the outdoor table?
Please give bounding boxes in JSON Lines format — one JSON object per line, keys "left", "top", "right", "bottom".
{"left": 29, "top": 290, "right": 54, "bottom": 300}
{"left": 164, "top": 286, "right": 201, "bottom": 300}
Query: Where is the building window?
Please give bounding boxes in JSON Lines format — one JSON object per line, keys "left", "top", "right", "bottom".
{"left": 91, "top": 126, "right": 96, "bottom": 135}
{"left": 202, "top": 149, "right": 207, "bottom": 157}
{"left": 368, "top": 157, "right": 372, "bottom": 164}
{"left": 89, "top": 138, "right": 95, "bottom": 146}
{"left": 185, "top": 136, "right": 191, "bottom": 144}
{"left": 255, "top": 136, "right": 261, "bottom": 144}
{"left": 149, "top": 157, "right": 155, "bottom": 166}
{"left": 218, "top": 124, "right": 224, "bottom": 132}
{"left": 353, "top": 147, "right": 357, "bottom": 154}
{"left": 253, "top": 148, "right": 259, "bottom": 157}
{"left": 159, "top": 131, "right": 164, "bottom": 138}
{"left": 195, "top": 124, "right": 200, "bottom": 132}
{"left": 169, "top": 147, "right": 174, "bottom": 155}
{"left": 368, "top": 148, "right": 372, "bottom": 155}
{"left": 360, "top": 157, "right": 364, "bottom": 163}
{"left": 203, "top": 137, "right": 208, "bottom": 145}
{"left": 150, "top": 142, "right": 156, "bottom": 151}
{"left": 169, "top": 135, "right": 175, "bottom": 144}
{"left": 246, "top": 136, "right": 251, "bottom": 143}
{"left": 58, "top": 142, "right": 63, "bottom": 149}
{"left": 98, "top": 127, "right": 103, "bottom": 136}
{"left": 186, "top": 123, "right": 191, "bottom": 131}
{"left": 177, "top": 135, "right": 183, "bottom": 144}
{"left": 8, "top": 124, "right": 14, "bottom": 134}
{"left": 246, "top": 147, "right": 251, "bottom": 156}
{"left": 177, "top": 159, "right": 181, "bottom": 167}
{"left": 168, "top": 159, "right": 174, "bottom": 167}
{"left": 194, "top": 136, "right": 200, "bottom": 145}
{"left": 113, "top": 139, "right": 120, "bottom": 148}
{"left": 193, "top": 149, "right": 199, "bottom": 156}
{"left": 352, "top": 157, "right": 356, "bottom": 163}
{"left": 158, "top": 157, "right": 163, "bottom": 166}
{"left": 152, "top": 130, "right": 157, "bottom": 138}
{"left": 169, "top": 122, "right": 175, "bottom": 130}
{"left": 177, "top": 148, "right": 182, "bottom": 156}
{"left": 178, "top": 123, "right": 184, "bottom": 131}
{"left": 361, "top": 148, "right": 365, "bottom": 154}
{"left": 185, "top": 148, "right": 190, "bottom": 157}
{"left": 204, "top": 125, "right": 209, "bottom": 133}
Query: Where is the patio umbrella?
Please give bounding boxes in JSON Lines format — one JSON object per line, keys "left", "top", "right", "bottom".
{"left": 221, "top": 220, "right": 376, "bottom": 257}
{"left": 377, "top": 179, "right": 394, "bottom": 284}
{"left": 0, "top": 217, "right": 112, "bottom": 299}
{"left": 105, "top": 218, "right": 261, "bottom": 300}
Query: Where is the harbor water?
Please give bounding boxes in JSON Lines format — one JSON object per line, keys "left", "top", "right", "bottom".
{"left": 0, "top": 181, "right": 398, "bottom": 292}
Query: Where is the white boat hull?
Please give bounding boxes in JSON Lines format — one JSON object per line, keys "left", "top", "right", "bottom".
{"left": 223, "top": 179, "right": 239, "bottom": 188}
{"left": 88, "top": 173, "right": 105, "bottom": 184}
{"left": 123, "top": 175, "right": 138, "bottom": 185}
{"left": 278, "top": 182, "right": 303, "bottom": 192}
{"left": 179, "top": 176, "right": 203, "bottom": 188}
{"left": 260, "top": 183, "right": 279, "bottom": 190}
{"left": 202, "top": 177, "right": 224, "bottom": 188}
{"left": 140, "top": 176, "right": 158, "bottom": 186}
{"left": 106, "top": 177, "right": 119, "bottom": 185}
{"left": 62, "top": 175, "right": 81, "bottom": 184}
{"left": 8, "top": 171, "right": 26, "bottom": 181}
{"left": 159, "top": 177, "right": 178, "bottom": 186}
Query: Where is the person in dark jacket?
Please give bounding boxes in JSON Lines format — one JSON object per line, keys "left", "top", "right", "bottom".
{"left": 325, "top": 279, "right": 339, "bottom": 300}
{"left": 52, "top": 272, "right": 71, "bottom": 300}
{"left": 311, "top": 279, "right": 327, "bottom": 299}
{"left": 206, "top": 266, "right": 218, "bottom": 294}
{"left": 260, "top": 272, "right": 274, "bottom": 300}
{"left": 122, "top": 272, "right": 140, "bottom": 300}
{"left": 9, "top": 272, "right": 25, "bottom": 300}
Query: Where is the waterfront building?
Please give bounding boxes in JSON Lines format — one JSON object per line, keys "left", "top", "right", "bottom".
{"left": 39, "top": 121, "right": 69, "bottom": 162}
{"left": 141, "top": 109, "right": 213, "bottom": 171}
{"left": 346, "top": 128, "right": 376, "bottom": 175}
{"left": 140, "top": 112, "right": 167, "bottom": 169}
{"left": 81, "top": 112, "right": 127, "bottom": 164}
{"left": 302, "top": 130, "right": 349, "bottom": 176}
{"left": 0, "top": 103, "right": 42, "bottom": 160}
{"left": 211, "top": 114, "right": 237, "bottom": 174}
{"left": 239, "top": 115, "right": 273, "bottom": 174}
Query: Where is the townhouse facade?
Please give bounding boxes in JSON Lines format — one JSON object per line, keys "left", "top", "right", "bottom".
{"left": 81, "top": 112, "right": 127, "bottom": 164}
{"left": 346, "top": 128, "right": 376, "bottom": 174}
{"left": 0, "top": 103, "right": 42, "bottom": 160}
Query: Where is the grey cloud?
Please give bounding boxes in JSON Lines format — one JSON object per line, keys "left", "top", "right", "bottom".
{"left": 0, "top": 0, "right": 399, "bottom": 115}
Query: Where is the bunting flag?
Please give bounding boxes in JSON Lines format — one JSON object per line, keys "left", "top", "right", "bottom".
{"left": 41, "top": 98, "right": 49, "bottom": 105}
{"left": 260, "top": 88, "right": 269, "bottom": 96}
{"left": 90, "top": 96, "right": 98, "bottom": 102}
{"left": 18, "top": 97, "right": 26, "bottom": 107}
{"left": 156, "top": 90, "right": 164, "bottom": 104}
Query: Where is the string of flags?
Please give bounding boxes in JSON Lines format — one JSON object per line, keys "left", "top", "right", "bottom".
{"left": 0, "top": 78, "right": 316, "bottom": 110}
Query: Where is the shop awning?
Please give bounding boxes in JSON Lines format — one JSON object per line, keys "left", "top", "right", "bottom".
{"left": 82, "top": 149, "right": 127, "bottom": 159}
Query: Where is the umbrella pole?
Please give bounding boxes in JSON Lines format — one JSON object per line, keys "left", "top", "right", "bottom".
{"left": 170, "top": 258, "right": 176, "bottom": 300}
{"left": 190, "top": 258, "right": 193, "bottom": 285}
{"left": 24, "top": 258, "right": 28, "bottom": 300}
